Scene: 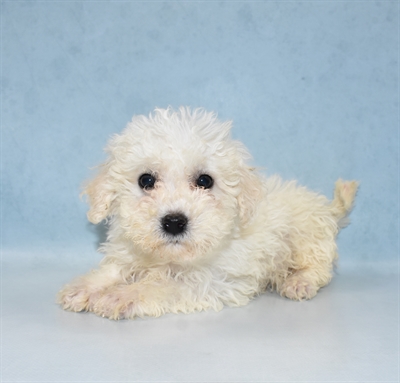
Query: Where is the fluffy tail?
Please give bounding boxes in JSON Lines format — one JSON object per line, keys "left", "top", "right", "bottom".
{"left": 331, "top": 179, "right": 359, "bottom": 228}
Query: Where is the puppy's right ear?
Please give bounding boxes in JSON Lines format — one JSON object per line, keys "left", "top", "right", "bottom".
{"left": 82, "top": 162, "right": 115, "bottom": 224}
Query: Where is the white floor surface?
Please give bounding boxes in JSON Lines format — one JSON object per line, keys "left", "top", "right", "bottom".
{"left": 2, "top": 260, "right": 398, "bottom": 382}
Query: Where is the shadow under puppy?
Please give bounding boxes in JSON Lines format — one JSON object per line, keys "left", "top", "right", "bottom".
{"left": 58, "top": 107, "right": 358, "bottom": 320}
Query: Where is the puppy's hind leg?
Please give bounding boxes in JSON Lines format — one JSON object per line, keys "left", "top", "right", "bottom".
{"left": 279, "top": 228, "right": 340, "bottom": 300}
{"left": 279, "top": 179, "right": 358, "bottom": 301}
{"left": 280, "top": 264, "right": 333, "bottom": 300}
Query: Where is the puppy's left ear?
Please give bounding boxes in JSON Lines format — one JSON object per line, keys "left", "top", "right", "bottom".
{"left": 82, "top": 162, "right": 116, "bottom": 224}
{"left": 237, "top": 166, "right": 264, "bottom": 227}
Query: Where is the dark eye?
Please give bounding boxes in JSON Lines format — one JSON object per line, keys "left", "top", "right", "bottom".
{"left": 138, "top": 174, "right": 156, "bottom": 189}
{"left": 196, "top": 174, "right": 214, "bottom": 189}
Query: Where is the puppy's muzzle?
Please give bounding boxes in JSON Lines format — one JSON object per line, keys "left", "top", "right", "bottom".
{"left": 161, "top": 213, "right": 188, "bottom": 236}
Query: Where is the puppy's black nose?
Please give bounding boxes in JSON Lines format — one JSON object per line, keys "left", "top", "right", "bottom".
{"left": 162, "top": 214, "right": 188, "bottom": 236}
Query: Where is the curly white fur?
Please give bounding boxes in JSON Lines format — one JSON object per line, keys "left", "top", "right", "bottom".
{"left": 58, "top": 107, "right": 358, "bottom": 320}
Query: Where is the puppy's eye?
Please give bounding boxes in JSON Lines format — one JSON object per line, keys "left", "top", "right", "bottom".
{"left": 196, "top": 174, "right": 213, "bottom": 189}
{"left": 138, "top": 174, "right": 156, "bottom": 189}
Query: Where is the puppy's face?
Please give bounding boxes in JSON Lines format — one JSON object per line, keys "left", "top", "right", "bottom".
{"left": 84, "top": 108, "right": 262, "bottom": 263}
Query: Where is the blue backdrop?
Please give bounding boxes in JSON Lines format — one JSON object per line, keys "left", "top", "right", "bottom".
{"left": 2, "top": 1, "right": 398, "bottom": 265}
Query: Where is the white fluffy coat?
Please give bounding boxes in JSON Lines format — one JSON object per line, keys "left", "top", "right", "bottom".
{"left": 58, "top": 107, "right": 358, "bottom": 320}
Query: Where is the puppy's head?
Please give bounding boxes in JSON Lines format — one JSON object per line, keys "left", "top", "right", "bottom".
{"left": 83, "top": 107, "right": 263, "bottom": 263}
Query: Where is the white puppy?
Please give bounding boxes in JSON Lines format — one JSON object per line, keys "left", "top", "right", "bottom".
{"left": 58, "top": 107, "right": 358, "bottom": 320}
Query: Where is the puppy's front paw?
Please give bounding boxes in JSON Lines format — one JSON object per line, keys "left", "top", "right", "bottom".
{"left": 93, "top": 285, "right": 140, "bottom": 320}
{"left": 57, "top": 283, "right": 103, "bottom": 313}
{"left": 280, "top": 275, "right": 318, "bottom": 301}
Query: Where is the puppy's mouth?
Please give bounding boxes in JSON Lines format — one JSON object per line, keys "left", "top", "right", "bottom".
{"left": 158, "top": 234, "right": 193, "bottom": 258}
{"left": 164, "top": 238, "right": 185, "bottom": 246}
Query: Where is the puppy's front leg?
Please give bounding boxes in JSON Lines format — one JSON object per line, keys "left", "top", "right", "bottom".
{"left": 57, "top": 263, "right": 123, "bottom": 313}
{"left": 92, "top": 278, "right": 221, "bottom": 320}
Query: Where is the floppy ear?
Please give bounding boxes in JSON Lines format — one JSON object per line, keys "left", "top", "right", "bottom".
{"left": 237, "top": 166, "right": 264, "bottom": 227}
{"left": 82, "top": 162, "right": 116, "bottom": 224}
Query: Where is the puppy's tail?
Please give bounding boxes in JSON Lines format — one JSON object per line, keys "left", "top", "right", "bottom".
{"left": 330, "top": 179, "right": 359, "bottom": 228}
